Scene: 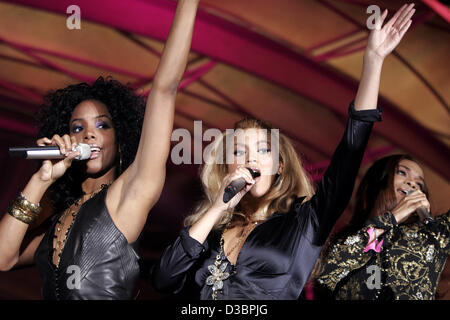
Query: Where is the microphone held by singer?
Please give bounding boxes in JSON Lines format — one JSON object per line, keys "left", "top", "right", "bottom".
{"left": 403, "top": 189, "right": 433, "bottom": 224}
{"left": 8, "top": 143, "right": 91, "bottom": 160}
{"left": 223, "top": 168, "right": 261, "bottom": 203}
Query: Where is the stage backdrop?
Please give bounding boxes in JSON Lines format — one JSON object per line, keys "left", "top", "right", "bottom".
{"left": 0, "top": 0, "right": 448, "bottom": 299}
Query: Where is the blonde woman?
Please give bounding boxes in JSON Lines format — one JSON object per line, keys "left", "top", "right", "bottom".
{"left": 151, "top": 4, "right": 414, "bottom": 300}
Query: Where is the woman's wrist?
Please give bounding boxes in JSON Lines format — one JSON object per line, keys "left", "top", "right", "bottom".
{"left": 390, "top": 207, "right": 405, "bottom": 224}
{"left": 363, "top": 51, "right": 384, "bottom": 68}
{"left": 188, "top": 206, "right": 225, "bottom": 244}
{"left": 22, "top": 173, "right": 53, "bottom": 204}
{"left": 207, "top": 204, "right": 227, "bottom": 220}
{"left": 211, "top": 193, "right": 231, "bottom": 214}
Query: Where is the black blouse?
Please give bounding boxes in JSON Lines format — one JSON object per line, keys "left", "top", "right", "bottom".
{"left": 152, "top": 102, "right": 382, "bottom": 300}
{"left": 34, "top": 188, "right": 140, "bottom": 300}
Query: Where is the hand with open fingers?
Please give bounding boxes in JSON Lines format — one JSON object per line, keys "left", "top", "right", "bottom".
{"left": 366, "top": 3, "right": 416, "bottom": 61}
{"left": 391, "top": 189, "right": 430, "bottom": 224}
{"left": 212, "top": 166, "right": 256, "bottom": 212}
{"left": 35, "top": 134, "right": 80, "bottom": 183}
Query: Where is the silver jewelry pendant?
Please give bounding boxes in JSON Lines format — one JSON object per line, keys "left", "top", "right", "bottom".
{"left": 206, "top": 261, "right": 230, "bottom": 292}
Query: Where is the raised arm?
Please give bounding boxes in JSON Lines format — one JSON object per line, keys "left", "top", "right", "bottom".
{"left": 134, "top": 0, "right": 200, "bottom": 178}
{"left": 306, "top": 4, "right": 415, "bottom": 244}
{"left": 355, "top": 3, "right": 415, "bottom": 111}
{"left": 109, "top": 0, "right": 200, "bottom": 242}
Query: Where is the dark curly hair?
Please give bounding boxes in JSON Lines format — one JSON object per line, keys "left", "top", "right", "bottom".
{"left": 35, "top": 76, "right": 145, "bottom": 213}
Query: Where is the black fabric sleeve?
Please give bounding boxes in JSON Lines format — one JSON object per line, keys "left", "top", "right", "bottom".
{"left": 304, "top": 101, "right": 382, "bottom": 245}
{"left": 151, "top": 227, "right": 208, "bottom": 294}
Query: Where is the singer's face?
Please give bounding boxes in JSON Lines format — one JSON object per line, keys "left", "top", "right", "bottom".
{"left": 227, "top": 128, "right": 280, "bottom": 198}
{"left": 393, "top": 159, "right": 425, "bottom": 202}
{"left": 69, "top": 100, "right": 117, "bottom": 175}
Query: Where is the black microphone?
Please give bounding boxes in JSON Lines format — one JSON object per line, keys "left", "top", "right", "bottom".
{"left": 405, "top": 189, "right": 434, "bottom": 224}
{"left": 223, "top": 168, "right": 261, "bottom": 204}
{"left": 8, "top": 143, "right": 91, "bottom": 161}
{"left": 416, "top": 207, "right": 434, "bottom": 225}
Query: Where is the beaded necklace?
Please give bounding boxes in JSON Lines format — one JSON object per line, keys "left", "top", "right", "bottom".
{"left": 52, "top": 183, "right": 111, "bottom": 268}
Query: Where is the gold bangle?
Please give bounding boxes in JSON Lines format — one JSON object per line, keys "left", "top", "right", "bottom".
{"left": 8, "top": 193, "right": 41, "bottom": 225}
{"left": 16, "top": 193, "right": 42, "bottom": 215}
{"left": 8, "top": 207, "right": 37, "bottom": 224}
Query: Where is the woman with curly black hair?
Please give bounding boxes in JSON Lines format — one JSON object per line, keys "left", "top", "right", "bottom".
{"left": 35, "top": 76, "right": 146, "bottom": 214}
{"left": 0, "top": 0, "right": 200, "bottom": 300}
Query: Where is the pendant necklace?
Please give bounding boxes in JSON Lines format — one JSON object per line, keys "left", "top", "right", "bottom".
{"left": 206, "top": 220, "right": 259, "bottom": 300}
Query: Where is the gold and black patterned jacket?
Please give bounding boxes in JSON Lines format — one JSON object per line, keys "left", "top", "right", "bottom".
{"left": 316, "top": 211, "right": 450, "bottom": 300}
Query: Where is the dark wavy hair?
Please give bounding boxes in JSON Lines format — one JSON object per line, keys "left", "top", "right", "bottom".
{"left": 342, "top": 154, "right": 430, "bottom": 236}
{"left": 35, "top": 76, "right": 145, "bottom": 213}
{"left": 309, "top": 154, "right": 430, "bottom": 285}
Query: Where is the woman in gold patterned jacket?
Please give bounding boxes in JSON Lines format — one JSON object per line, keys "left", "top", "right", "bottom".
{"left": 313, "top": 154, "right": 449, "bottom": 300}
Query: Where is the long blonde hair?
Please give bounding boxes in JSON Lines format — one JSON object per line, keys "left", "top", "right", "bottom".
{"left": 184, "top": 118, "right": 315, "bottom": 229}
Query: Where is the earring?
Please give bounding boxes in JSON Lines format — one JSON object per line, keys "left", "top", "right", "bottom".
{"left": 274, "top": 171, "right": 282, "bottom": 184}
{"left": 118, "top": 145, "right": 123, "bottom": 174}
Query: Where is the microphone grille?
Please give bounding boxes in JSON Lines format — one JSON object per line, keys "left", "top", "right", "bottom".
{"left": 75, "top": 143, "right": 91, "bottom": 160}
{"left": 247, "top": 168, "right": 261, "bottom": 178}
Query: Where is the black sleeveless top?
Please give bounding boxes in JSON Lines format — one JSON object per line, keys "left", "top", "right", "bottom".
{"left": 34, "top": 188, "right": 140, "bottom": 300}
